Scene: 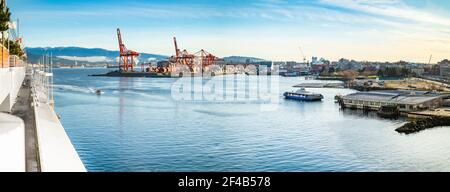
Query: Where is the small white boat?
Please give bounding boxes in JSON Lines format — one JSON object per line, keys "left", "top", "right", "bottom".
{"left": 95, "top": 89, "right": 103, "bottom": 95}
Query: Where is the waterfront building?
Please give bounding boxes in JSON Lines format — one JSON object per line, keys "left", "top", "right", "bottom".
{"left": 342, "top": 90, "right": 443, "bottom": 112}
{"left": 311, "top": 57, "right": 318, "bottom": 64}
{"left": 277, "top": 61, "right": 309, "bottom": 76}
{"left": 337, "top": 58, "right": 363, "bottom": 71}
{"left": 311, "top": 64, "right": 325, "bottom": 74}
{"left": 411, "top": 68, "right": 425, "bottom": 76}
{"left": 439, "top": 59, "right": 450, "bottom": 78}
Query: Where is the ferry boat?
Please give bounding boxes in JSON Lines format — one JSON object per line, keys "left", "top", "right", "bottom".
{"left": 281, "top": 72, "right": 300, "bottom": 77}
{"left": 283, "top": 88, "right": 323, "bottom": 101}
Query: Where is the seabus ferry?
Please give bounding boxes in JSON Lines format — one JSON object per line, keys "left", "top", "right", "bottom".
{"left": 284, "top": 88, "right": 324, "bottom": 101}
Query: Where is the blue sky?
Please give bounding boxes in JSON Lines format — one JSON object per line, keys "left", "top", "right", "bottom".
{"left": 8, "top": 0, "right": 450, "bottom": 62}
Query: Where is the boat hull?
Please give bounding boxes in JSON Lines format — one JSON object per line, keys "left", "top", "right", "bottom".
{"left": 283, "top": 92, "right": 323, "bottom": 101}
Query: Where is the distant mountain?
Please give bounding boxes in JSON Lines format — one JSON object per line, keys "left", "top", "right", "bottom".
{"left": 25, "top": 47, "right": 168, "bottom": 66}
{"left": 223, "top": 56, "right": 267, "bottom": 63}
{"left": 25, "top": 47, "right": 267, "bottom": 66}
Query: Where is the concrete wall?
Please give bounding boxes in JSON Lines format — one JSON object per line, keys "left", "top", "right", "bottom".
{"left": 0, "top": 113, "right": 25, "bottom": 172}
{"left": 9, "top": 67, "right": 26, "bottom": 107}
{"left": 0, "top": 68, "right": 11, "bottom": 111}
{"left": 0, "top": 67, "right": 25, "bottom": 112}
{"left": 0, "top": 67, "right": 26, "bottom": 172}
{"left": 34, "top": 98, "right": 87, "bottom": 172}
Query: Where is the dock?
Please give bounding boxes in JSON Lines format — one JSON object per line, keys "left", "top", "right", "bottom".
{"left": 407, "top": 108, "right": 450, "bottom": 118}
{"left": 340, "top": 90, "right": 444, "bottom": 113}
{"left": 90, "top": 69, "right": 244, "bottom": 78}
{"left": 293, "top": 82, "right": 345, "bottom": 88}
{"left": 90, "top": 70, "right": 175, "bottom": 78}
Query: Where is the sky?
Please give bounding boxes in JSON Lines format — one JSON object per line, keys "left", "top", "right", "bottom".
{"left": 7, "top": 0, "right": 450, "bottom": 63}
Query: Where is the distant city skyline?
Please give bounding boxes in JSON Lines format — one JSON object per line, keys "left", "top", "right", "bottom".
{"left": 8, "top": 0, "right": 450, "bottom": 63}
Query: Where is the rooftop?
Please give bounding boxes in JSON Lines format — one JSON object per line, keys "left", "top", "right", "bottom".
{"left": 343, "top": 90, "right": 443, "bottom": 105}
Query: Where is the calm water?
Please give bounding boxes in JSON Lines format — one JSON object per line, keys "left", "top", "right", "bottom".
{"left": 53, "top": 68, "right": 450, "bottom": 172}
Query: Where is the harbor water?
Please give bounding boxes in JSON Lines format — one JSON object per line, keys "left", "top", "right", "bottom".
{"left": 54, "top": 68, "right": 450, "bottom": 172}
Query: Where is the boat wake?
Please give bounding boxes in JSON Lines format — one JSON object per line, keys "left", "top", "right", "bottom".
{"left": 53, "top": 84, "right": 100, "bottom": 95}
{"left": 53, "top": 84, "right": 167, "bottom": 99}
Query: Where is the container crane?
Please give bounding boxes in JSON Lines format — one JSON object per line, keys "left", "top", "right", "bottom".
{"left": 117, "top": 28, "right": 140, "bottom": 72}
{"left": 171, "top": 37, "right": 195, "bottom": 70}
{"left": 299, "top": 46, "right": 307, "bottom": 63}
{"left": 194, "top": 49, "right": 218, "bottom": 67}
{"left": 170, "top": 37, "right": 219, "bottom": 72}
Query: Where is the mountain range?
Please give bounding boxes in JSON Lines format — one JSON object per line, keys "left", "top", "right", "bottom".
{"left": 25, "top": 47, "right": 168, "bottom": 66}
{"left": 25, "top": 47, "right": 266, "bottom": 66}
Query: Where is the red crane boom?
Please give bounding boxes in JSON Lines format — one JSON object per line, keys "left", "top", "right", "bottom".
{"left": 117, "top": 28, "right": 139, "bottom": 72}
{"left": 174, "top": 37, "right": 180, "bottom": 58}
{"left": 171, "top": 37, "right": 195, "bottom": 70}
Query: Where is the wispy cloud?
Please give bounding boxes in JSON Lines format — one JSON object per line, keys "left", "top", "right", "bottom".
{"left": 18, "top": 1, "right": 400, "bottom": 27}
{"left": 11, "top": 0, "right": 450, "bottom": 62}
{"left": 319, "top": 0, "right": 450, "bottom": 26}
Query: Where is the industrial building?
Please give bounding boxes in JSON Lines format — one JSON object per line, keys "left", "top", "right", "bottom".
{"left": 439, "top": 59, "right": 450, "bottom": 78}
{"left": 341, "top": 90, "right": 444, "bottom": 112}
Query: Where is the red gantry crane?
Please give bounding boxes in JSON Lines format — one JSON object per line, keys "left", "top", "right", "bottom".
{"left": 171, "top": 37, "right": 218, "bottom": 71}
{"left": 194, "top": 49, "right": 218, "bottom": 68}
{"left": 117, "top": 28, "right": 140, "bottom": 72}
{"left": 172, "top": 37, "right": 195, "bottom": 69}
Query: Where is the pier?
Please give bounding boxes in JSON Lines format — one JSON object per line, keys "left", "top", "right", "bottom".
{"left": 293, "top": 82, "right": 345, "bottom": 88}
{"left": 340, "top": 90, "right": 444, "bottom": 113}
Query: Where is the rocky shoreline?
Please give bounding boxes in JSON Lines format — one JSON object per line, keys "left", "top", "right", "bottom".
{"left": 395, "top": 116, "right": 450, "bottom": 134}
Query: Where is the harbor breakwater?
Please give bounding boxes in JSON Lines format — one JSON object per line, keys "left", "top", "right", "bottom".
{"left": 396, "top": 117, "right": 450, "bottom": 134}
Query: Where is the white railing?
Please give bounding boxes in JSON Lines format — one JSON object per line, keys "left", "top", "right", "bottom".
{"left": 30, "top": 63, "right": 86, "bottom": 172}
{"left": 32, "top": 67, "right": 54, "bottom": 106}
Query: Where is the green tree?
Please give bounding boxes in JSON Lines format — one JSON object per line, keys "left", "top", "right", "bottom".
{"left": 8, "top": 40, "right": 24, "bottom": 56}
{"left": 0, "top": 0, "right": 10, "bottom": 32}
{"left": 0, "top": 0, "right": 11, "bottom": 57}
{"left": 0, "top": 1, "right": 24, "bottom": 59}
{"left": 377, "top": 68, "right": 384, "bottom": 77}
{"left": 401, "top": 68, "right": 409, "bottom": 77}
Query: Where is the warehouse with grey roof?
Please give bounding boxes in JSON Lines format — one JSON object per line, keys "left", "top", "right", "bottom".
{"left": 341, "top": 90, "right": 443, "bottom": 112}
